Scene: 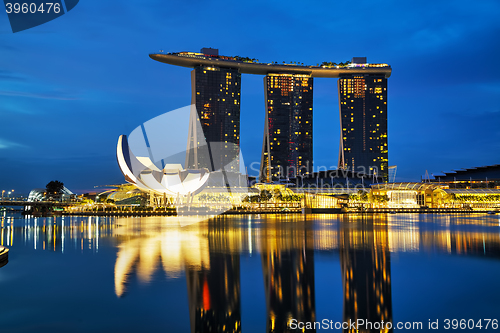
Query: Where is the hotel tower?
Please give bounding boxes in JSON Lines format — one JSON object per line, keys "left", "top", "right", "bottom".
{"left": 338, "top": 57, "right": 388, "bottom": 181}
{"left": 187, "top": 48, "right": 241, "bottom": 172}
{"left": 149, "top": 50, "right": 391, "bottom": 182}
{"left": 260, "top": 73, "right": 313, "bottom": 183}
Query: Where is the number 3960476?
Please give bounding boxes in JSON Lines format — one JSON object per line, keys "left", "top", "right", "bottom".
{"left": 5, "top": 3, "right": 61, "bottom": 14}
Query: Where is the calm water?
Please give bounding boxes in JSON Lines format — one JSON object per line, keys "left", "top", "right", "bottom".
{"left": 1, "top": 212, "right": 500, "bottom": 332}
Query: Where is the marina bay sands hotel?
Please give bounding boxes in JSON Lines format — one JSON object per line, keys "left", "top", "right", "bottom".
{"left": 150, "top": 48, "right": 391, "bottom": 182}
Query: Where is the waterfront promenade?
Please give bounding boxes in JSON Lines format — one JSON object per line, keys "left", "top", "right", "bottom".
{"left": 2, "top": 195, "right": 498, "bottom": 217}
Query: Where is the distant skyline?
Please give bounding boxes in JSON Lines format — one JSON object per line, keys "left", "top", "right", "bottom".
{"left": 1, "top": 0, "right": 499, "bottom": 194}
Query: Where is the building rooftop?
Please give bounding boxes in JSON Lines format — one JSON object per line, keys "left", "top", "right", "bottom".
{"left": 372, "top": 182, "right": 448, "bottom": 191}
{"left": 430, "top": 164, "right": 500, "bottom": 181}
{"left": 443, "top": 188, "right": 500, "bottom": 194}
{"left": 149, "top": 50, "right": 392, "bottom": 78}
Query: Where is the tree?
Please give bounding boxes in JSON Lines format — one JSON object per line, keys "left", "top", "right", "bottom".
{"left": 46, "top": 180, "right": 64, "bottom": 199}
{"left": 273, "top": 188, "right": 282, "bottom": 201}
{"left": 260, "top": 190, "right": 272, "bottom": 202}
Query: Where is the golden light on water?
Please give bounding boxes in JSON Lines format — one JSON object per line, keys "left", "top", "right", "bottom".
{"left": 2, "top": 213, "right": 500, "bottom": 309}
{"left": 113, "top": 218, "right": 211, "bottom": 297}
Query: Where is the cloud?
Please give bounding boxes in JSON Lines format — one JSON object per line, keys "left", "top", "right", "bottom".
{"left": 0, "top": 90, "right": 78, "bottom": 100}
{"left": 0, "top": 138, "right": 29, "bottom": 149}
{"left": 0, "top": 70, "right": 24, "bottom": 81}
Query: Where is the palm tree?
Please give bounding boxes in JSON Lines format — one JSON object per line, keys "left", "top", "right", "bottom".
{"left": 46, "top": 180, "right": 64, "bottom": 200}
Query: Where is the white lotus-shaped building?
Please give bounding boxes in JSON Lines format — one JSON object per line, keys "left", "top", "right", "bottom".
{"left": 116, "top": 105, "right": 247, "bottom": 217}
{"left": 117, "top": 135, "right": 210, "bottom": 197}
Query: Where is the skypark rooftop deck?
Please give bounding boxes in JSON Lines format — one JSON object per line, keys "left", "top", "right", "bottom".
{"left": 149, "top": 52, "right": 392, "bottom": 78}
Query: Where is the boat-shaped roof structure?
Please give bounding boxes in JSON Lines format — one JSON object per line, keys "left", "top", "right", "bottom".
{"left": 149, "top": 52, "right": 392, "bottom": 78}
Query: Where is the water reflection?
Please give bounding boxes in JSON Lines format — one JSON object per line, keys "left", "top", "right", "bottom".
{"left": 185, "top": 231, "right": 241, "bottom": 333}
{"left": 386, "top": 214, "right": 500, "bottom": 256}
{"left": 1, "top": 215, "right": 111, "bottom": 253}
{"left": 340, "top": 215, "right": 392, "bottom": 333}
{"left": 259, "top": 220, "right": 315, "bottom": 333}
{"left": 113, "top": 218, "right": 211, "bottom": 296}
{"left": 5, "top": 214, "right": 499, "bottom": 257}
{"left": 2, "top": 213, "right": 500, "bottom": 332}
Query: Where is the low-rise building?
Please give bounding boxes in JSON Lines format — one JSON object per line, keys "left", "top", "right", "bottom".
{"left": 371, "top": 182, "right": 500, "bottom": 210}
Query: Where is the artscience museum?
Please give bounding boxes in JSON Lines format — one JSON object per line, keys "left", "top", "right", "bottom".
{"left": 116, "top": 105, "right": 248, "bottom": 215}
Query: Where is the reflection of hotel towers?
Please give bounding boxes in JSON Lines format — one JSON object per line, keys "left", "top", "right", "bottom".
{"left": 338, "top": 68, "right": 388, "bottom": 181}
{"left": 186, "top": 51, "right": 241, "bottom": 172}
{"left": 185, "top": 222, "right": 241, "bottom": 333}
{"left": 260, "top": 74, "right": 313, "bottom": 182}
{"left": 339, "top": 215, "right": 392, "bottom": 333}
{"left": 261, "top": 221, "right": 316, "bottom": 333}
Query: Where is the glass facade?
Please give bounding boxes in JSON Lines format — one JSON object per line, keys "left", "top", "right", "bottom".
{"left": 338, "top": 75, "right": 388, "bottom": 181}
{"left": 188, "top": 65, "right": 241, "bottom": 172}
{"left": 260, "top": 73, "right": 313, "bottom": 182}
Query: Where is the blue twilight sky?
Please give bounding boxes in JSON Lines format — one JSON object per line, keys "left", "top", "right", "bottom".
{"left": 1, "top": 0, "right": 499, "bottom": 194}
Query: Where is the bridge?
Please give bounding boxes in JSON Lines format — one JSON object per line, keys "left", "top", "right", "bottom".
{"left": 0, "top": 201, "right": 77, "bottom": 215}
{"left": 0, "top": 200, "right": 76, "bottom": 207}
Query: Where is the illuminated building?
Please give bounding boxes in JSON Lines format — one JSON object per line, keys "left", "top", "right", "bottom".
{"left": 27, "top": 186, "right": 74, "bottom": 202}
{"left": 338, "top": 57, "right": 389, "bottom": 181}
{"left": 428, "top": 164, "right": 500, "bottom": 188}
{"left": 371, "top": 183, "right": 446, "bottom": 208}
{"left": 300, "top": 168, "right": 383, "bottom": 188}
{"left": 150, "top": 52, "right": 391, "bottom": 78}
{"left": 189, "top": 55, "right": 241, "bottom": 171}
{"left": 371, "top": 182, "right": 500, "bottom": 209}
{"left": 116, "top": 106, "right": 248, "bottom": 214}
{"left": 340, "top": 215, "right": 392, "bottom": 333}
{"left": 260, "top": 73, "right": 313, "bottom": 182}
{"left": 150, "top": 50, "right": 391, "bottom": 182}
{"left": 117, "top": 135, "right": 210, "bottom": 196}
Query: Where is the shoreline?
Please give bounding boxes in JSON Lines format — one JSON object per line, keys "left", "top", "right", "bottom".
{"left": 19, "top": 208, "right": 497, "bottom": 217}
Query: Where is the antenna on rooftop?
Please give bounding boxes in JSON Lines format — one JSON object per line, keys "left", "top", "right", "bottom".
{"left": 424, "top": 170, "right": 430, "bottom": 183}
{"left": 388, "top": 165, "right": 397, "bottom": 183}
